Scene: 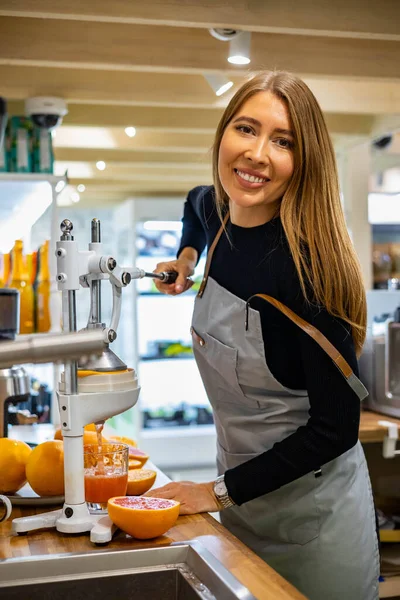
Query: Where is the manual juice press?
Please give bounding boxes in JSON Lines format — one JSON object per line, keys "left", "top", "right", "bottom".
{"left": 12, "top": 218, "right": 177, "bottom": 543}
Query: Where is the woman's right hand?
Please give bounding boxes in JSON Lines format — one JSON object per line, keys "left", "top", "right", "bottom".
{"left": 153, "top": 256, "right": 196, "bottom": 295}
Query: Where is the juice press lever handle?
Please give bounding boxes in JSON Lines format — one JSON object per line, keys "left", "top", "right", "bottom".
{"left": 146, "top": 271, "right": 178, "bottom": 284}
{"left": 121, "top": 269, "right": 178, "bottom": 284}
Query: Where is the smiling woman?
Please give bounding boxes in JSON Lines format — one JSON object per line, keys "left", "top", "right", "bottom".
{"left": 218, "top": 92, "right": 295, "bottom": 226}
{"left": 151, "top": 71, "right": 380, "bottom": 600}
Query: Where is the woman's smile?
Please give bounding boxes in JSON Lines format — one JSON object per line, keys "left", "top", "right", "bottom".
{"left": 234, "top": 168, "right": 271, "bottom": 188}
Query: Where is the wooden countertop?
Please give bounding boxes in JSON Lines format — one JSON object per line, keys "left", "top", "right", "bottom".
{"left": 2, "top": 412, "right": 392, "bottom": 599}
{"left": 359, "top": 410, "right": 400, "bottom": 443}
{"left": 0, "top": 466, "right": 306, "bottom": 600}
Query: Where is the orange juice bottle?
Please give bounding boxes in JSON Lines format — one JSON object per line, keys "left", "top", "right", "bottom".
{"left": 3, "top": 253, "right": 10, "bottom": 287}
{"left": 27, "top": 251, "right": 38, "bottom": 285}
{"left": 36, "top": 241, "right": 51, "bottom": 333}
{"left": 9, "top": 240, "right": 34, "bottom": 334}
{"left": 0, "top": 254, "right": 4, "bottom": 287}
{"left": 29, "top": 251, "right": 38, "bottom": 332}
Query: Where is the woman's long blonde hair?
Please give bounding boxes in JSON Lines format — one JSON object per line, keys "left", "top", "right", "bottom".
{"left": 212, "top": 71, "right": 366, "bottom": 356}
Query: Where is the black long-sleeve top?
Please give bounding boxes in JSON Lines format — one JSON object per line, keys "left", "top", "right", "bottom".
{"left": 178, "top": 185, "right": 361, "bottom": 506}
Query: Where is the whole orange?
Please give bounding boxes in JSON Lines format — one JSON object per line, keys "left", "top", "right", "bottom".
{"left": 0, "top": 438, "right": 32, "bottom": 494}
{"left": 26, "top": 440, "right": 64, "bottom": 496}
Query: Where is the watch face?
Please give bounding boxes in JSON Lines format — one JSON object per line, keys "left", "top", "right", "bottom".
{"left": 214, "top": 481, "right": 226, "bottom": 497}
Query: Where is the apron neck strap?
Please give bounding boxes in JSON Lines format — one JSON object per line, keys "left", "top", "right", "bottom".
{"left": 246, "top": 293, "right": 353, "bottom": 380}
{"left": 197, "top": 211, "right": 229, "bottom": 298}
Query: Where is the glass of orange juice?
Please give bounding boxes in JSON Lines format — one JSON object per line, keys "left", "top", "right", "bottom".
{"left": 83, "top": 442, "right": 129, "bottom": 514}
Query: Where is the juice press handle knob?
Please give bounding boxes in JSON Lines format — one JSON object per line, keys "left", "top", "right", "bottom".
{"left": 60, "top": 219, "right": 73, "bottom": 234}
{"left": 146, "top": 271, "right": 179, "bottom": 284}
{"left": 158, "top": 271, "right": 178, "bottom": 284}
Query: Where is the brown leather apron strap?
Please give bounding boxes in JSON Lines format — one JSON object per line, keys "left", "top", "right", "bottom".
{"left": 246, "top": 293, "right": 353, "bottom": 379}
{"left": 197, "top": 212, "right": 229, "bottom": 298}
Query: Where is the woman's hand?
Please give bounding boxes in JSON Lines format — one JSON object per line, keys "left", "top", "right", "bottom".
{"left": 144, "top": 481, "right": 221, "bottom": 515}
{"left": 153, "top": 250, "right": 197, "bottom": 295}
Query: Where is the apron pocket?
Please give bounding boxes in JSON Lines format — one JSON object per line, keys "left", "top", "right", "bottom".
{"left": 218, "top": 448, "right": 321, "bottom": 546}
{"left": 191, "top": 327, "right": 246, "bottom": 400}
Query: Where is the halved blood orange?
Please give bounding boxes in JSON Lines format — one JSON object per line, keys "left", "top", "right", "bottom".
{"left": 107, "top": 496, "right": 180, "bottom": 539}
{"left": 127, "top": 447, "right": 149, "bottom": 467}
{"left": 129, "top": 459, "right": 142, "bottom": 470}
{"left": 126, "top": 469, "right": 156, "bottom": 496}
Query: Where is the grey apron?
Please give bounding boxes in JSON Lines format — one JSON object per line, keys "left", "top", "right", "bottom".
{"left": 190, "top": 217, "right": 380, "bottom": 600}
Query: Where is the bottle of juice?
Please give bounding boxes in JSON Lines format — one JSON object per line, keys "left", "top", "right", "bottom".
{"left": 0, "top": 254, "right": 4, "bottom": 287}
{"left": 9, "top": 240, "right": 34, "bottom": 334}
{"left": 31, "top": 249, "right": 39, "bottom": 332}
{"left": 36, "top": 240, "right": 51, "bottom": 333}
{"left": 3, "top": 253, "right": 10, "bottom": 286}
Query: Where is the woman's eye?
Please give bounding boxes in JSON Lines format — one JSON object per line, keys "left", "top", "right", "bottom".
{"left": 276, "top": 138, "right": 294, "bottom": 149}
{"left": 235, "top": 125, "right": 255, "bottom": 135}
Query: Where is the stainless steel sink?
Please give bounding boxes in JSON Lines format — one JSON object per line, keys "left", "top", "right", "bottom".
{"left": 0, "top": 540, "right": 256, "bottom": 599}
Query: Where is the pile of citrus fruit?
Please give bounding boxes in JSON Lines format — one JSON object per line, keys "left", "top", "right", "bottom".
{"left": 0, "top": 425, "right": 180, "bottom": 539}
{"left": 0, "top": 424, "right": 156, "bottom": 498}
{"left": 0, "top": 436, "right": 66, "bottom": 497}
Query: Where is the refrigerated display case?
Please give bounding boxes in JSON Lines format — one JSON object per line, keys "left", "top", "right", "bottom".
{"left": 135, "top": 220, "right": 212, "bottom": 429}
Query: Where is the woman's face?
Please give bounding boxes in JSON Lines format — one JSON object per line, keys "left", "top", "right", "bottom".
{"left": 218, "top": 91, "right": 295, "bottom": 218}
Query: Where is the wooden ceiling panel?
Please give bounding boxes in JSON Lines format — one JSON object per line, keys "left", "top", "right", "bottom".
{"left": 1, "top": 66, "right": 225, "bottom": 107}
{"left": 2, "top": 0, "right": 399, "bottom": 39}
{"left": 53, "top": 126, "right": 213, "bottom": 152}
{"left": 0, "top": 16, "right": 399, "bottom": 78}
{"left": 9, "top": 101, "right": 221, "bottom": 132}
{"left": 3, "top": 68, "right": 400, "bottom": 117}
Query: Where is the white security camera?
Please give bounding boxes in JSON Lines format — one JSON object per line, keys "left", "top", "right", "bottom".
{"left": 25, "top": 97, "right": 68, "bottom": 130}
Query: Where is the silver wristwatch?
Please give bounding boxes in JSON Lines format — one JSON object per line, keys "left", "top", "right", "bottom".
{"left": 213, "top": 475, "right": 235, "bottom": 509}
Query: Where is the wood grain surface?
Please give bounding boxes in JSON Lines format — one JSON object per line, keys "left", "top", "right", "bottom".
{"left": 359, "top": 410, "right": 400, "bottom": 443}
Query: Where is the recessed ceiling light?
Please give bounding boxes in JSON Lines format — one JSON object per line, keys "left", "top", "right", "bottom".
{"left": 77, "top": 184, "right": 86, "bottom": 192}
{"left": 204, "top": 74, "right": 234, "bottom": 97}
{"left": 70, "top": 192, "right": 80, "bottom": 203}
{"left": 228, "top": 31, "right": 251, "bottom": 65}
{"left": 125, "top": 126, "right": 137, "bottom": 138}
{"left": 96, "top": 161, "right": 106, "bottom": 171}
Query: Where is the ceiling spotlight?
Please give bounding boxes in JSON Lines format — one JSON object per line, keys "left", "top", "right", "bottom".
{"left": 77, "top": 184, "right": 86, "bottom": 192}
{"left": 70, "top": 192, "right": 80, "bottom": 203}
{"left": 204, "top": 74, "right": 234, "bottom": 97}
{"left": 96, "top": 160, "right": 106, "bottom": 171}
{"left": 125, "top": 126, "right": 136, "bottom": 138}
{"left": 228, "top": 31, "right": 251, "bottom": 65}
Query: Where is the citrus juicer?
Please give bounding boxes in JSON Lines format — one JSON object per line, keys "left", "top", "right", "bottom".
{"left": 12, "top": 218, "right": 177, "bottom": 543}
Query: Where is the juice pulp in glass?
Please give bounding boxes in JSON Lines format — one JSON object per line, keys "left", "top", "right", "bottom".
{"left": 84, "top": 469, "right": 128, "bottom": 503}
